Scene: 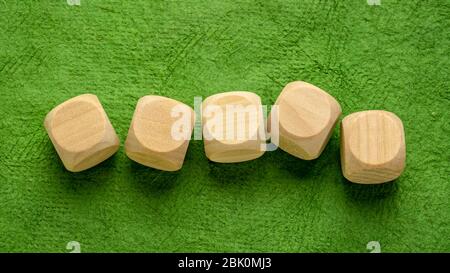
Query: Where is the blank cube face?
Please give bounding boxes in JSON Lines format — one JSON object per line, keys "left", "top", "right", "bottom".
{"left": 340, "top": 110, "right": 406, "bottom": 184}
{"left": 125, "top": 96, "right": 194, "bottom": 171}
{"left": 272, "top": 81, "right": 341, "bottom": 160}
{"left": 202, "top": 91, "right": 266, "bottom": 163}
{"left": 44, "top": 94, "right": 120, "bottom": 172}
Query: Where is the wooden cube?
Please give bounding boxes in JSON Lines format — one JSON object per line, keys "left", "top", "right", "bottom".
{"left": 202, "top": 91, "right": 266, "bottom": 163}
{"left": 270, "top": 81, "right": 341, "bottom": 160}
{"left": 44, "top": 94, "right": 120, "bottom": 172}
{"left": 340, "top": 110, "right": 406, "bottom": 184}
{"left": 125, "top": 95, "right": 194, "bottom": 171}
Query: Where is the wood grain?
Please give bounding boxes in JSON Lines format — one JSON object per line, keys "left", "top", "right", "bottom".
{"left": 202, "top": 91, "right": 266, "bottom": 163}
{"left": 44, "top": 94, "right": 120, "bottom": 172}
{"left": 125, "top": 95, "right": 194, "bottom": 171}
{"left": 340, "top": 110, "right": 406, "bottom": 184}
{"left": 270, "top": 81, "right": 341, "bottom": 160}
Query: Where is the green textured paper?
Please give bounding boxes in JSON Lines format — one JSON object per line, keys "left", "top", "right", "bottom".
{"left": 0, "top": 0, "right": 449, "bottom": 252}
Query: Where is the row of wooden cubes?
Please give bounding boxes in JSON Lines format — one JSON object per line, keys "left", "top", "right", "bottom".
{"left": 44, "top": 81, "right": 405, "bottom": 184}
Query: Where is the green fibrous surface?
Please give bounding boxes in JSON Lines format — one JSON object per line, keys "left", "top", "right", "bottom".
{"left": 0, "top": 0, "right": 449, "bottom": 252}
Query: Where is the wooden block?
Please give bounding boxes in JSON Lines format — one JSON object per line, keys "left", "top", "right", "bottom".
{"left": 269, "top": 81, "right": 341, "bottom": 160}
{"left": 44, "top": 94, "right": 120, "bottom": 172}
{"left": 125, "top": 95, "right": 194, "bottom": 171}
{"left": 340, "top": 110, "right": 406, "bottom": 184}
{"left": 202, "top": 91, "right": 266, "bottom": 163}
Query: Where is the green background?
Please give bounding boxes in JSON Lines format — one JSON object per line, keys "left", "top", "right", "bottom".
{"left": 0, "top": 0, "right": 449, "bottom": 252}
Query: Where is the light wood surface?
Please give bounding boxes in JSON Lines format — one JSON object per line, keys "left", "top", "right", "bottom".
{"left": 340, "top": 110, "right": 406, "bottom": 184}
{"left": 202, "top": 91, "right": 266, "bottom": 163}
{"left": 44, "top": 94, "right": 120, "bottom": 172}
{"left": 125, "top": 95, "right": 194, "bottom": 171}
{"left": 269, "top": 81, "right": 341, "bottom": 160}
